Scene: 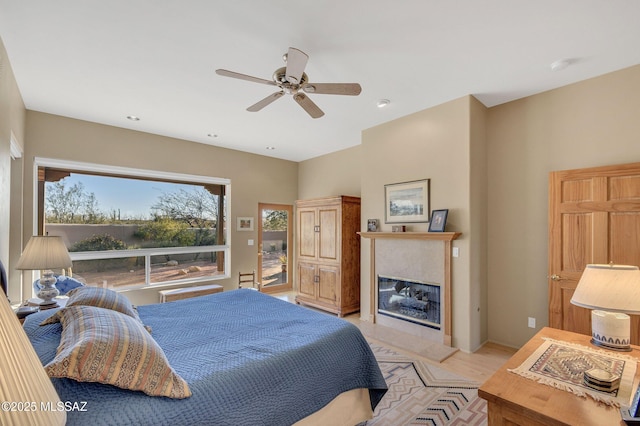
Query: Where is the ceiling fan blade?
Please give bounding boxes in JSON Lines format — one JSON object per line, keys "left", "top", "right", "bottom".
{"left": 215, "top": 69, "right": 277, "bottom": 86}
{"left": 302, "top": 83, "right": 362, "bottom": 96}
{"left": 285, "top": 47, "right": 308, "bottom": 85}
{"left": 247, "top": 91, "right": 284, "bottom": 112}
{"left": 293, "top": 93, "right": 324, "bottom": 119}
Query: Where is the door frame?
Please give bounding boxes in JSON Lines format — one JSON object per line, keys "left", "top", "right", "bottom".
{"left": 257, "top": 203, "right": 293, "bottom": 293}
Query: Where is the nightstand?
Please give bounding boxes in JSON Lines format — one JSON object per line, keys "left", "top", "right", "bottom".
{"left": 479, "top": 327, "right": 639, "bottom": 425}
{"left": 16, "top": 306, "right": 39, "bottom": 324}
{"left": 17, "top": 297, "right": 68, "bottom": 324}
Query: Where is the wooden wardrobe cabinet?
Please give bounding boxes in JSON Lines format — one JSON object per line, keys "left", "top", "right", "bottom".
{"left": 294, "top": 196, "right": 361, "bottom": 317}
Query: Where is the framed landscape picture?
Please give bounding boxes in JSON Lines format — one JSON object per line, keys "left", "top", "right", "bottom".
{"left": 384, "top": 179, "right": 430, "bottom": 223}
{"left": 237, "top": 217, "right": 254, "bottom": 231}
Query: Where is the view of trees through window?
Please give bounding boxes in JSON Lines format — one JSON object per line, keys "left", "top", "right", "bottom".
{"left": 258, "top": 205, "right": 291, "bottom": 290}
{"left": 40, "top": 167, "right": 228, "bottom": 290}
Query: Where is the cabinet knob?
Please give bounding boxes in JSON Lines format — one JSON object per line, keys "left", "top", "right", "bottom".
{"left": 314, "top": 275, "right": 320, "bottom": 283}
{"left": 314, "top": 225, "right": 320, "bottom": 232}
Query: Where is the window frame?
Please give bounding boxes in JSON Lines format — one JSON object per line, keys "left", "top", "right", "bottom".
{"left": 32, "top": 157, "right": 231, "bottom": 290}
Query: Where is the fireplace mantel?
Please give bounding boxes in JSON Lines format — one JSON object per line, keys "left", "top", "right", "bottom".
{"left": 358, "top": 231, "right": 461, "bottom": 241}
{"left": 359, "top": 231, "right": 461, "bottom": 346}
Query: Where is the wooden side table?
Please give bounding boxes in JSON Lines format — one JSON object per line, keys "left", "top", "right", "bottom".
{"left": 478, "top": 327, "right": 640, "bottom": 425}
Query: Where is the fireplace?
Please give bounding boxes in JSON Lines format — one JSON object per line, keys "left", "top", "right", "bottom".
{"left": 359, "top": 231, "right": 460, "bottom": 346}
{"left": 378, "top": 275, "right": 441, "bottom": 329}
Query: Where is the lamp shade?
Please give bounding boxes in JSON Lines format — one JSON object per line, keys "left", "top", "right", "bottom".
{"left": 0, "top": 294, "right": 66, "bottom": 425}
{"left": 570, "top": 264, "right": 640, "bottom": 314}
{"left": 15, "top": 236, "right": 72, "bottom": 271}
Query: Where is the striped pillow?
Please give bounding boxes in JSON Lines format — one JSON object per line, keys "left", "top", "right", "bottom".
{"left": 45, "top": 305, "right": 191, "bottom": 399}
{"left": 41, "top": 286, "right": 150, "bottom": 332}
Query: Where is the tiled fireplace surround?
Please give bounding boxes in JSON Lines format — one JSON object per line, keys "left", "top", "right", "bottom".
{"left": 359, "top": 232, "right": 460, "bottom": 347}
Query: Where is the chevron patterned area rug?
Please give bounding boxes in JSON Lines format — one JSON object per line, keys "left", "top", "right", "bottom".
{"left": 366, "top": 342, "right": 486, "bottom": 426}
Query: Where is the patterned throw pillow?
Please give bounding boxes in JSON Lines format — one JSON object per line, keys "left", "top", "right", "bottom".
{"left": 44, "top": 305, "right": 191, "bottom": 399}
{"left": 41, "top": 286, "right": 150, "bottom": 332}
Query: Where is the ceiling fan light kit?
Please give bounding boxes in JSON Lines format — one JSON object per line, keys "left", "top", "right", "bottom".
{"left": 216, "top": 47, "right": 362, "bottom": 118}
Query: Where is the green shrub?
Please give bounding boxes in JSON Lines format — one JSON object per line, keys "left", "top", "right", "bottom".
{"left": 70, "top": 234, "right": 127, "bottom": 252}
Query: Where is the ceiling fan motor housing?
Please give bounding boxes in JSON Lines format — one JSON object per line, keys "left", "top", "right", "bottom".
{"left": 273, "top": 67, "right": 308, "bottom": 86}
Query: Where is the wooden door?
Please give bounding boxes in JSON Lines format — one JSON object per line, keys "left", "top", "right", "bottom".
{"left": 549, "top": 162, "right": 640, "bottom": 343}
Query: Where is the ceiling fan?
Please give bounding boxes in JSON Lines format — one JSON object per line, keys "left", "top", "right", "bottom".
{"left": 215, "top": 47, "right": 362, "bottom": 119}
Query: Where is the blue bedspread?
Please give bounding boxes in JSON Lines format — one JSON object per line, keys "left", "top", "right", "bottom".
{"left": 24, "top": 289, "right": 387, "bottom": 425}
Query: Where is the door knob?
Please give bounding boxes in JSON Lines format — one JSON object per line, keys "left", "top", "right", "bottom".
{"left": 549, "top": 274, "right": 564, "bottom": 281}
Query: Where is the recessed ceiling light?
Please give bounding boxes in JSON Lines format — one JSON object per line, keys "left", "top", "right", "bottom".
{"left": 376, "top": 99, "right": 390, "bottom": 108}
{"left": 266, "top": 146, "right": 276, "bottom": 150}
{"left": 126, "top": 115, "right": 140, "bottom": 121}
{"left": 550, "top": 59, "right": 570, "bottom": 72}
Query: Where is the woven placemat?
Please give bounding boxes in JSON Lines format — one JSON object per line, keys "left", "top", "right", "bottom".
{"left": 508, "top": 338, "right": 638, "bottom": 406}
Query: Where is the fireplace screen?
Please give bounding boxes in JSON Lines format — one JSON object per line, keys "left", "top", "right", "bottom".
{"left": 378, "top": 275, "right": 441, "bottom": 329}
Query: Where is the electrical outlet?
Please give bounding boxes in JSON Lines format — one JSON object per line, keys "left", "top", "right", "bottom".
{"left": 452, "top": 247, "right": 459, "bottom": 257}
{"left": 528, "top": 317, "right": 536, "bottom": 328}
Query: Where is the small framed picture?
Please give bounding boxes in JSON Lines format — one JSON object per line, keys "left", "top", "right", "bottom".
{"left": 428, "top": 209, "right": 448, "bottom": 232}
{"left": 237, "top": 217, "right": 254, "bottom": 231}
{"left": 367, "top": 219, "right": 379, "bottom": 232}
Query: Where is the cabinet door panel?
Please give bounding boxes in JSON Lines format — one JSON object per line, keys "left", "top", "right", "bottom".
{"left": 317, "top": 265, "right": 339, "bottom": 306}
{"left": 298, "top": 209, "right": 317, "bottom": 259}
{"left": 318, "top": 208, "right": 338, "bottom": 261}
{"left": 298, "top": 262, "right": 317, "bottom": 299}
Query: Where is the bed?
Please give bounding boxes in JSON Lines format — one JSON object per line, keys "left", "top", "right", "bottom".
{"left": 24, "top": 288, "right": 387, "bottom": 425}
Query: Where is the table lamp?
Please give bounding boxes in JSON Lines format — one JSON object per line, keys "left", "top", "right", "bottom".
{"left": 15, "top": 236, "right": 72, "bottom": 308}
{"left": 570, "top": 264, "right": 640, "bottom": 351}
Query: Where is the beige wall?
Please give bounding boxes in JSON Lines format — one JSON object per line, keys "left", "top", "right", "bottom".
{"left": 297, "top": 144, "right": 362, "bottom": 200}
{"left": 359, "top": 96, "right": 479, "bottom": 352}
{"left": 0, "top": 36, "right": 26, "bottom": 302}
{"left": 469, "top": 97, "right": 488, "bottom": 347}
{"left": 487, "top": 64, "right": 640, "bottom": 347}
{"left": 23, "top": 111, "right": 298, "bottom": 304}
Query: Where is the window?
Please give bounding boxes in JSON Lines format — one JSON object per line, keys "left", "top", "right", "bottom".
{"left": 35, "top": 158, "right": 230, "bottom": 290}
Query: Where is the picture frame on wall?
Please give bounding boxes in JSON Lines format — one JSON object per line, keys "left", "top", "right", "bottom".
{"left": 428, "top": 209, "right": 449, "bottom": 232}
{"left": 384, "top": 179, "right": 430, "bottom": 223}
{"left": 237, "top": 217, "right": 254, "bottom": 231}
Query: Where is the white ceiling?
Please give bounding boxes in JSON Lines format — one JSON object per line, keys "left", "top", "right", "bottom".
{"left": 1, "top": 1, "right": 639, "bottom": 162}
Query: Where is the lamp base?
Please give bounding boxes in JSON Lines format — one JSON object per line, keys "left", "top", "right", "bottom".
{"left": 590, "top": 338, "right": 632, "bottom": 352}
{"left": 38, "top": 300, "right": 59, "bottom": 309}
{"left": 36, "top": 270, "right": 60, "bottom": 308}
{"left": 27, "top": 298, "right": 60, "bottom": 309}
{"left": 591, "top": 310, "right": 632, "bottom": 352}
